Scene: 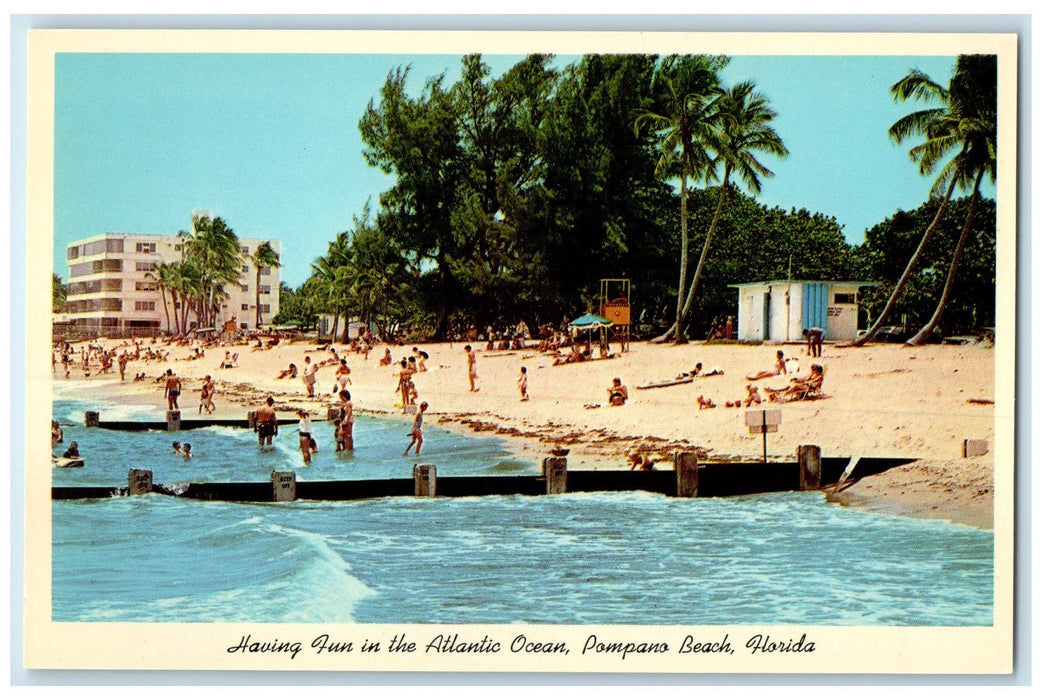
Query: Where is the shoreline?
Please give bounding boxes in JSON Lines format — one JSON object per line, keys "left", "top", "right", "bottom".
{"left": 51, "top": 337, "right": 996, "bottom": 530}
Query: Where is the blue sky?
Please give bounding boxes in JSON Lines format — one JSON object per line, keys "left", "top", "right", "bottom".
{"left": 53, "top": 52, "right": 993, "bottom": 288}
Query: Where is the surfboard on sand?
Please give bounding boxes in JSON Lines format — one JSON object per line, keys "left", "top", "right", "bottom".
{"left": 636, "top": 377, "right": 695, "bottom": 390}
{"left": 53, "top": 457, "right": 84, "bottom": 469}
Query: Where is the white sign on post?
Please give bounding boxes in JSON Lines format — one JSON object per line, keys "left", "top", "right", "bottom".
{"left": 745, "top": 409, "right": 781, "bottom": 433}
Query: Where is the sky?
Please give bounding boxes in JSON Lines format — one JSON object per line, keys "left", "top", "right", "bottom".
{"left": 52, "top": 51, "right": 995, "bottom": 288}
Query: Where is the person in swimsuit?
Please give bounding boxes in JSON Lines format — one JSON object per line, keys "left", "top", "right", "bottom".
{"left": 164, "top": 369, "right": 182, "bottom": 410}
{"left": 337, "top": 390, "right": 355, "bottom": 452}
{"left": 465, "top": 345, "right": 478, "bottom": 392}
{"left": 255, "top": 397, "right": 278, "bottom": 449}
{"left": 403, "top": 401, "right": 428, "bottom": 456}
{"left": 297, "top": 409, "right": 313, "bottom": 464}
{"left": 607, "top": 377, "right": 628, "bottom": 406}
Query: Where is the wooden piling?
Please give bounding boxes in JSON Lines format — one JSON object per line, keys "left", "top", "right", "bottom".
{"left": 544, "top": 456, "right": 567, "bottom": 494}
{"left": 413, "top": 463, "right": 437, "bottom": 497}
{"left": 166, "top": 410, "right": 181, "bottom": 432}
{"left": 85, "top": 411, "right": 99, "bottom": 428}
{"left": 798, "top": 445, "right": 822, "bottom": 491}
{"left": 271, "top": 471, "right": 297, "bottom": 502}
{"left": 127, "top": 469, "right": 153, "bottom": 496}
{"left": 674, "top": 451, "right": 699, "bottom": 497}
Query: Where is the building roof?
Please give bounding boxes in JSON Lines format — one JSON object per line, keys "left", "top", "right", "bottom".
{"left": 728, "top": 279, "right": 879, "bottom": 289}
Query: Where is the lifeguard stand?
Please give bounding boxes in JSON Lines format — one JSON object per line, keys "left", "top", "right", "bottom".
{"left": 599, "top": 278, "right": 631, "bottom": 352}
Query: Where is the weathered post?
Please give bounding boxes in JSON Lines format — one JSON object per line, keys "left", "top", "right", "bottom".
{"left": 963, "top": 439, "right": 989, "bottom": 458}
{"left": 85, "top": 411, "right": 99, "bottom": 428}
{"left": 797, "top": 444, "right": 822, "bottom": 491}
{"left": 544, "top": 456, "right": 567, "bottom": 495}
{"left": 247, "top": 410, "right": 257, "bottom": 430}
{"left": 413, "top": 463, "right": 437, "bottom": 497}
{"left": 674, "top": 451, "right": 699, "bottom": 497}
{"left": 271, "top": 471, "right": 297, "bottom": 502}
{"left": 166, "top": 409, "right": 181, "bottom": 432}
{"left": 127, "top": 469, "right": 153, "bottom": 496}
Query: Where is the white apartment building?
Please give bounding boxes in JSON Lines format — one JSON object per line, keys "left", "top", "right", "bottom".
{"left": 63, "top": 232, "right": 280, "bottom": 334}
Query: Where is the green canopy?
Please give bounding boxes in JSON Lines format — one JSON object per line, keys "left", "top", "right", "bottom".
{"left": 569, "top": 314, "right": 613, "bottom": 329}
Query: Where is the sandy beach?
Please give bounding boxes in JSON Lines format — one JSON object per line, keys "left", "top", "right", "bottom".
{"left": 56, "top": 336, "right": 996, "bottom": 529}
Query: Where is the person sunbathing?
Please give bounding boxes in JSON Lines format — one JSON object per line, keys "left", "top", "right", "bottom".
{"left": 697, "top": 395, "right": 716, "bottom": 410}
{"left": 766, "top": 364, "right": 825, "bottom": 403}
{"left": 743, "top": 384, "right": 762, "bottom": 406}
{"left": 747, "top": 350, "right": 787, "bottom": 381}
{"left": 276, "top": 363, "right": 298, "bottom": 380}
{"left": 607, "top": 378, "right": 628, "bottom": 406}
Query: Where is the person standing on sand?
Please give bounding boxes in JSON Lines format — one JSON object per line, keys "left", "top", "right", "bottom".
{"left": 302, "top": 356, "right": 317, "bottom": 397}
{"left": 335, "top": 359, "right": 352, "bottom": 394}
{"left": 164, "top": 369, "right": 182, "bottom": 410}
{"left": 803, "top": 327, "right": 824, "bottom": 357}
{"left": 198, "top": 375, "right": 216, "bottom": 414}
{"left": 403, "top": 401, "right": 428, "bottom": 456}
{"left": 465, "top": 345, "right": 478, "bottom": 392}
{"left": 518, "top": 366, "right": 529, "bottom": 401}
{"left": 118, "top": 352, "right": 128, "bottom": 382}
{"left": 255, "top": 397, "right": 278, "bottom": 449}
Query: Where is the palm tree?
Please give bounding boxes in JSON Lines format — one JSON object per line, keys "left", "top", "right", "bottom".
{"left": 181, "top": 214, "right": 244, "bottom": 328}
{"left": 852, "top": 54, "right": 997, "bottom": 346}
{"left": 677, "top": 80, "right": 788, "bottom": 328}
{"left": 146, "top": 262, "right": 174, "bottom": 333}
{"left": 636, "top": 55, "right": 722, "bottom": 344}
{"left": 250, "top": 241, "right": 281, "bottom": 328}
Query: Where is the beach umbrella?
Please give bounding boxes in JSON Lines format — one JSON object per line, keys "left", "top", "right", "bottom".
{"left": 568, "top": 313, "right": 613, "bottom": 329}
{"left": 568, "top": 314, "right": 613, "bottom": 347}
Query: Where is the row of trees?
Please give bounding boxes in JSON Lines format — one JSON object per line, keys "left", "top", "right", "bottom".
{"left": 273, "top": 53, "right": 996, "bottom": 344}
{"left": 147, "top": 214, "right": 281, "bottom": 334}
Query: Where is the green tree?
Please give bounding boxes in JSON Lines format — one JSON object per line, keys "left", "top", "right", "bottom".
{"left": 179, "top": 214, "right": 244, "bottom": 328}
{"left": 250, "top": 241, "right": 281, "bottom": 328}
{"left": 674, "top": 80, "right": 788, "bottom": 338}
{"left": 636, "top": 55, "right": 725, "bottom": 343}
{"left": 52, "top": 273, "right": 67, "bottom": 313}
{"left": 852, "top": 54, "right": 997, "bottom": 346}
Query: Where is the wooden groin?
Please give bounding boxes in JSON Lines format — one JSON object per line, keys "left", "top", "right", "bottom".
{"left": 83, "top": 411, "right": 300, "bottom": 432}
{"left": 50, "top": 450, "right": 915, "bottom": 503}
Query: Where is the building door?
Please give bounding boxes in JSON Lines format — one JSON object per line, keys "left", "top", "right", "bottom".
{"left": 762, "top": 293, "right": 771, "bottom": 341}
{"left": 801, "top": 283, "right": 828, "bottom": 337}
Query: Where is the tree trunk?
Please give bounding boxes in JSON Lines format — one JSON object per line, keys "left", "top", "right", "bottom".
{"left": 849, "top": 176, "right": 959, "bottom": 347}
{"left": 673, "top": 157, "right": 690, "bottom": 344}
{"left": 681, "top": 174, "right": 730, "bottom": 321}
{"left": 255, "top": 269, "right": 262, "bottom": 328}
{"left": 907, "top": 172, "right": 983, "bottom": 345}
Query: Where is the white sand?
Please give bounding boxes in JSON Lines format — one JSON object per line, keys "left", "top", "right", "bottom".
{"left": 61, "top": 336, "right": 997, "bottom": 528}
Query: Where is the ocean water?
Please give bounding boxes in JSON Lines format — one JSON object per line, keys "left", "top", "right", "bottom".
{"left": 50, "top": 385, "right": 994, "bottom": 625}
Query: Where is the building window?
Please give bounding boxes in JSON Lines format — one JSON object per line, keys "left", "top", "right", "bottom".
{"left": 259, "top": 304, "right": 271, "bottom": 314}
{"left": 834, "top": 293, "right": 856, "bottom": 304}
{"left": 240, "top": 284, "right": 249, "bottom": 292}
{"left": 136, "top": 261, "right": 157, "bottom": 272}
{"left": 259, "top": 266, "right": 271, "bottom": 276}
{"left": 67, "top": 246, "right": 80, "bottom": 260}
{"left": 241, "top": 304, "right": 249, "bottom": 311}
{"left": 258, "top": 285, "right": 271, "bottom": 295}
{"left": 240, "top": 322, "right": 248, "bottom": 330}
{"left": 241, "top": 246, "right": 250, "bottom": 255}
{"left": 136, "top": 242, "right": 157, "bottom": 253}
{"left": 135, "top": 301, "right": 156, "bottom": 311}
{"left": 136, "top": 281, "right": 158, "bottom": 291}
{"left": 242, "top": 264, "right": 249, "bottom": 273}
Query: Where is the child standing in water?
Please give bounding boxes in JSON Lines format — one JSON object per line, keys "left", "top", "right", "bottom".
{"left": 518, "top": 366, "right": 529, "bottom": 401}
{"left": 403, "top": 401, "right": 428, "bottom": 456}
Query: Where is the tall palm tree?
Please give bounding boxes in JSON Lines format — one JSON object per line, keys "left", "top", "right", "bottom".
{"left": 852, "top": 54, "right": 997, "bottom": 346}
{"left": 636, "top": 55, "right": 722, "bottom": 344}
{"left": 677, "top": 80, "right": 788, "bottom": 326}
{"left": 181, "top": 214, "right": 244, "bottom": 328}
{"left": 146, "top": 262, "right": 174, "bottom": 333}
{"left": 250, "top": 241, "right": 281, "bottom": 328}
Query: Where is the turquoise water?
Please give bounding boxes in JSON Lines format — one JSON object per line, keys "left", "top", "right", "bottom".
{"left": 50, "top": 384, "right": 994, "bottom": 625}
